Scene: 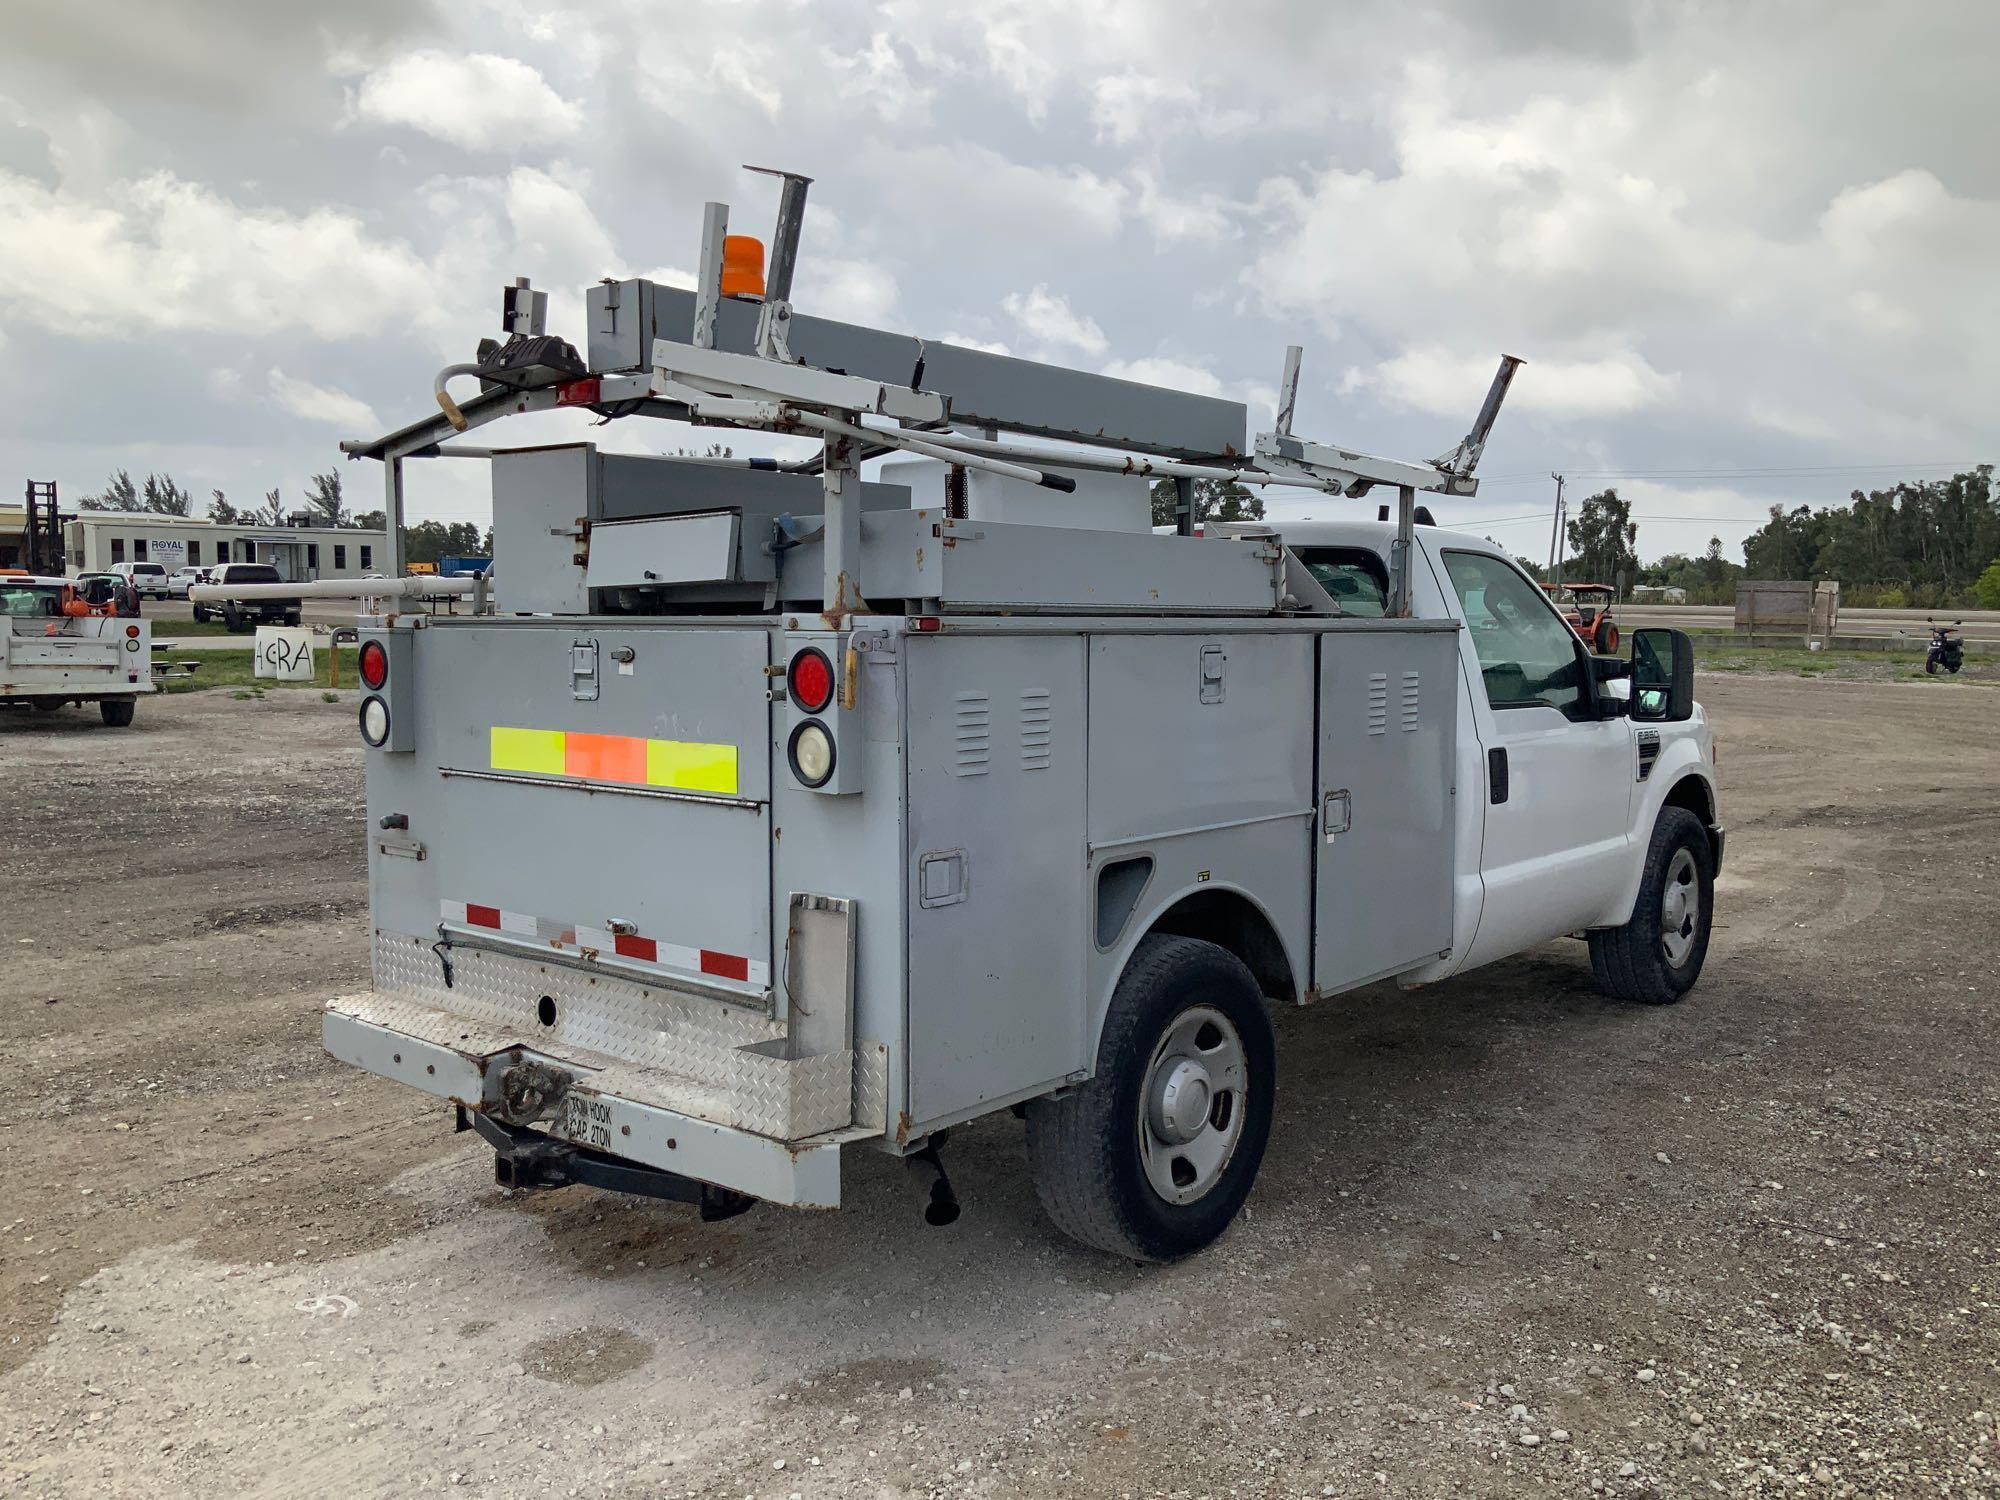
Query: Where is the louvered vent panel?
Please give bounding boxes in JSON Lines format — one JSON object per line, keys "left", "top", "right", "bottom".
{"left": 953, "top": 692, "right": 991, "bottom": 777}
{"left": 1401, "top": 669, "right": 1421, "bottom": 732}
{"left": 1636, "top": 730, "right": 1662, "bottom": 782}
{"left": 1020, "top": 688, "right": 1052, "bottom": 770}
{"left": 1366, "top": 672, "right": 1390, "bottom": 735}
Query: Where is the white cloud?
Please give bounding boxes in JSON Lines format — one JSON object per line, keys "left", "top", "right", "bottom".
{"left": 267, "top": 367, "right": 380, "bottom": 431}
{"left": 829, "top": 35, "right": 932, "bottom": 124}
{"left": 0, "top": 169, "right": 436, "bottom": 339}
{"left": 1090, "top": 73, "right": 1198, "bottom": 145}
{"left": 1349, "top": 346, "right": 1679, "bottom": 420}
{"left": 1003, "top": 285, "right": 1107, "bottom": 355}
{"left": 351, "top": 52, "right": 582, "bottom": 151}
{"left": 800, "top": 257, "right": 901, "bottom": 328}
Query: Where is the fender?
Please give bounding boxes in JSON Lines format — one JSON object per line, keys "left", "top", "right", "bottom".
{"left": 1591, "top": 744, "right": 1721, "bottom": 929}
{"left": 1086, "top": 867, "right": 1305, "bottom": 1080}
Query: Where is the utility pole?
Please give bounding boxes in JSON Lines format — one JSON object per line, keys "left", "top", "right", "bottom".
{"left": 1547, "top": 472, "right": 1567, "bottom": 586}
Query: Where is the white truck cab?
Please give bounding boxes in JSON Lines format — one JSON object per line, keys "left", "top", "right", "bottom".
{"left": 1284, "top": 520, "right": 1719, "bottom": 992}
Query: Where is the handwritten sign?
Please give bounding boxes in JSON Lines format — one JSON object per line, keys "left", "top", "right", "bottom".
{"left": 254, "top": 626, "right": 316, "bottom": 681}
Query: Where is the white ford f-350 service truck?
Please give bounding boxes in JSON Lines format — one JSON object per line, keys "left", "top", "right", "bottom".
{"left": 308, "top": 175, "right": 1720, "bottom": 1260}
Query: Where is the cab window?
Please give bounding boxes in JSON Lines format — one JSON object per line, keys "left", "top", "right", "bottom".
{"left": 1443, "top": 551, "right": 1591, "bottom": 722}
{"left": 1292, "top": 547, "right": 1389, "bottom": 617}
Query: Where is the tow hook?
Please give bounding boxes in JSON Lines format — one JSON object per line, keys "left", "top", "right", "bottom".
{"left": 907, "top": 1131, "right": 960, "bottom": 1227}
{"left": 495, "top": 1060, "right": 570, "bottom": 1124}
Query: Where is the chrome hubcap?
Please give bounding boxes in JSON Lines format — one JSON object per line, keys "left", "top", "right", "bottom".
{"left": 1138, "top": 1006, "right": 1247, "bottom": 1205}
{"left": 1661, "top": 847, "right": 1699, "bottom": 968}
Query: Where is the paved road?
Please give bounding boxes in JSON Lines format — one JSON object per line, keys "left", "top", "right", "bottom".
{"left": 1620, "top": 604, "right": 2000, "bottom": 643}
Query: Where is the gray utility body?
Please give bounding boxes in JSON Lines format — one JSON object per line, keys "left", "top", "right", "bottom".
{"left": 322, "top": 174, "right": 1721, "bottom": 1259}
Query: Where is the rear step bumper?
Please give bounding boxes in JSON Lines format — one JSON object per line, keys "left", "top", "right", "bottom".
{"left": 323, "top": 1008, "right": 843, "bottom": 1208}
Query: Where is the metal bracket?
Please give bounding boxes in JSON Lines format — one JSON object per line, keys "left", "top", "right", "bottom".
{"left": 571, "top": 638, "right": 599, "bottom": 701}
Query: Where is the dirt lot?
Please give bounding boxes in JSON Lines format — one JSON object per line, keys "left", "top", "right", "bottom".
{"left": 2, "top": 677, "right": 1995, "bottom": 1497}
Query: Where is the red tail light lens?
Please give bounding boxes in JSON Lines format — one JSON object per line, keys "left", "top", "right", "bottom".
{"left": 125, "top": 625, "right": 140, "bottom": 638}
{"left": 359, "top": 640, "right": 388, "bottom": 690}
{"left": 787, "top": 647, "right": 834, "bottom": 714}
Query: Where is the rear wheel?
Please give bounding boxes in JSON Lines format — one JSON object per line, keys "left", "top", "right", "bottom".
{"left": 223, "top": 604, "right": 246, "bottom": 633}
{"left": 1589, "top": 807, "right": 1713, "bottom": 1004}
{"left": 1026, "top": 935, "right": 1276, "bottom": 1261}
{"left": 1598, "top": 622, "right": 1620, "bottom": 654}
{"left": 192, "top": 606, "right": 209, "bottom": 623}
{"left": 100, "top": 698, "right": 136, "bottom": 728}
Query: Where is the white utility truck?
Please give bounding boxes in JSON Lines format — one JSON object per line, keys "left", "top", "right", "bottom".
{"left": 1, "top": 575, "right": 151, "bottom": 726}
{"left": 312, "top": 174, "right": 1720, "bottom": 1260}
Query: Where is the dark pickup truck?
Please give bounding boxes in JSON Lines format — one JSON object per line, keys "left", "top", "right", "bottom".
{"left": 191, "top": 563, "right": 302, "bottom": 631}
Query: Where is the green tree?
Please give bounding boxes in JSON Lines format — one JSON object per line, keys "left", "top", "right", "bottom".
{"left": 81, "top": 469, "right": 141, "bottom": 511}
{"left": 306, "top": 470, "right": 347, "bottom": 527}
{"left": 209, "top": 489, "right": 242, "bottom": 525}
{"left": 352, "top": 510, "right": 387, "bottom": 531}
{"left": 1564, "top": 488, "right": 1639, "bottom": 589}
{"left": 141, "top": 473, "right": 193, "bottom": 516}
{"left": 402, "top": 519, "right": 487, "bottom": 567}
{"left": 1148, "top": 478, "right": 1267, "bottom": 527}
{"left": 1974, "top": 560, "right": 2000, "bottom": 611}
{"left": 254, "top": 488, "right": 287, "bottom": 527}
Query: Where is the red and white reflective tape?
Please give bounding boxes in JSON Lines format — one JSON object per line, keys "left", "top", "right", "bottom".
{"left": 440, "top": 899, "right": 768, "bottom": 988}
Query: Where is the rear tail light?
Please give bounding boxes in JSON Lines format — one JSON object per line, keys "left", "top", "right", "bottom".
{"left": 359, "top": 696, "right": 391, "bottom": 747}
{"left": 125, "top": 625, "right": 140, "bottom": 638}
{"left": 359, "top": 640, "right": 388, "bottom": 690}
{"left": 786, "top": 647, "right": 834, "bottom": 713}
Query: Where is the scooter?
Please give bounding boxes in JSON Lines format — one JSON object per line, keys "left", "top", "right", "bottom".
{"left": 1925, "top": 620, "right": 1965, "bottom": 675}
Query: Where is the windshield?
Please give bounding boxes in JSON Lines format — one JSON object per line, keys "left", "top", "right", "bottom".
{"left": 1, "top": 583, "right": 65, "bottom": 618}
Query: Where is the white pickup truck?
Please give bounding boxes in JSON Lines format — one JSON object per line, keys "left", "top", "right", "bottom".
{"left": 328, "top": 506, "right": 1720, "bottom": 1262}
{"left": 1, "top": 575, "right": 152, "bottom": 726}
{"left": 319, "top": 217, "right": 1719, "bottom": 1261}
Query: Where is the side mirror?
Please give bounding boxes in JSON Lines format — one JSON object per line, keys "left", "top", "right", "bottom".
{"left": 1630, "top": 627, "right": 1694, "bottom": 722}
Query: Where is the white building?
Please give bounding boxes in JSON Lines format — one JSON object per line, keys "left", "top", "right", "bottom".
{"left": 64, "top": 514, "right": 390, "bottom": 581}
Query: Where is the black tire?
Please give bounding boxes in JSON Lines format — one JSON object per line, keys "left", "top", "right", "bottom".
{"left": 33, "top": 700, "right": 65, "bottom": 713}
{"left": 1926, "top": 657, "right": 1939, "bottom": 675}
{"left": 1588, "top": 806, "right": 1713, "bottom": 1004}
{"left": 223, "top": 604, "right": 245, "bottom": 633}
{"left": 284, "top": 611, "right": 302, "bottom": 627}
{"left": 100, "top": 698, "right": 136, "bottom": 728}
{"left": 1025, "top": 935, "right": 1276, "bottom": 1262}
{"left": 192, "top": 606, "right": 208, "bottom": 623}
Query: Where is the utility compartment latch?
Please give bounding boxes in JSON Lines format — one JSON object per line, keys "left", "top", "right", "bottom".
{"left": 571, "top": 638, "right": 599, "bottom": 701}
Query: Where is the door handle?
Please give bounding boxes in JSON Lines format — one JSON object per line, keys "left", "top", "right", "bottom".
{"left": 1488, "top": 747, "right": 1509, "bottom": 805}
{"left": 1322, "top": 789, "right": 1351, "bottom": 840}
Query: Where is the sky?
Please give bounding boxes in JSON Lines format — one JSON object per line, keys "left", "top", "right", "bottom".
{"left": 2, "top": 0, "right": 1994, "bottom": 564}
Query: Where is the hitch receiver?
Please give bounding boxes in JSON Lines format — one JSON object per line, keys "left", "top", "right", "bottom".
{"left": 466, "top": 1110, "right": 755, "bottom": 1222}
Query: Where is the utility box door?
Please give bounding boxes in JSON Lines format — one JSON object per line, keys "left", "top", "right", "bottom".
{"left": 1313, "top": 629, "right": 1459, "bottom": 994}
{"left": 904, "top": 635, "right": 1088, "bottom": 1126}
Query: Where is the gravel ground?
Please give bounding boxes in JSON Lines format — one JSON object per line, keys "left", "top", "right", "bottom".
{"left": 1, "top": 676, "right": 1995, "bottom": 1498}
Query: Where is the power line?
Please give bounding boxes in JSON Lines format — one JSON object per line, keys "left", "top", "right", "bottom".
{"left": 1478, "top": 460, "right": 1983, "bottom": 486}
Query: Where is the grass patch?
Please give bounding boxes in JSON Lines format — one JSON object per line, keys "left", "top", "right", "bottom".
{"left": 157, "top": 647, "right": 358, "bottom": 695}
{"left": 145, "top": 616, "right": 264, "bottom": 637}
{"left": 1695, "top": 644, "right": 1983, "bottom": 682}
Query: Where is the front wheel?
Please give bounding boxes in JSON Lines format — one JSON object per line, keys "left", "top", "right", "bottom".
{"left": 100, "top": 698, "right": 136, "bottom": 728}
{"left": 1589, "top": 806, "right": 1714, "bottom": 1004}
{"left": 1026, "top": 935, "right": 1276, "bottom": 1261}
{"left": 1926, "top": 656, "right": 1940, "bottom": 675}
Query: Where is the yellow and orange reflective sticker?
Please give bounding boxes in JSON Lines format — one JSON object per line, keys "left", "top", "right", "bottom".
{"left": 489, "top": 726, "right": 738, "bottom": 795}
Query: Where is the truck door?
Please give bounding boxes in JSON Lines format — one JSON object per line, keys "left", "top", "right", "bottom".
{"left": 1434, "top": 548, "right": 1633, "bottom": 967}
